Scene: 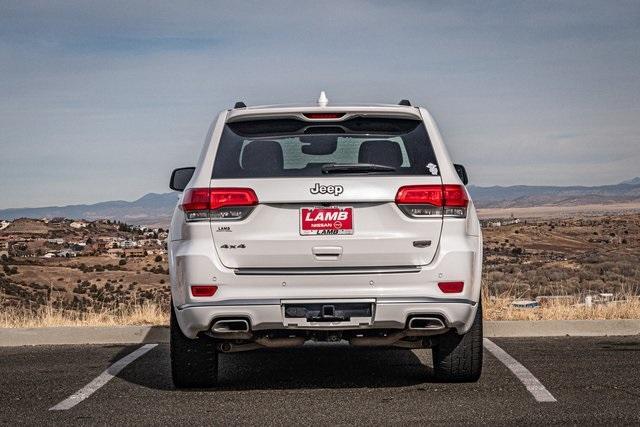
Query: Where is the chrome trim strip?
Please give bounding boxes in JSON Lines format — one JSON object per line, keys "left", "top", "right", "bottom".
{"left": 377, "top": 297, "right": 476, "bottom": 306}
{"left": 177, "top": 296, "right": 475, "bottom": 310}
{"left": 177, "top": 299, "right": 281, "bottom": 310}
{"left": 234, "top": 265, "right": 422, "bottom": 276}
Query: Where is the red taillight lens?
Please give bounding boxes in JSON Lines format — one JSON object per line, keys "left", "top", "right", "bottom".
{"left": 395, "top": 185, "right": 444, "bottom": 206}
{"left": 303, "top": 113, "right": 345, "bottom": 119}
{"left": 181, "top": 188, "right": 211, "bottom": 212}
{"left": 443, "top": 184, "right": 469, "bottom": 208}
{"left": 181, "top": 188, "right": 258, "bottom": 222}
{"left": 395, "top": 184, "right": 468, "bottom": 218}
{"left": 191, "top": 285, "right": 218, "bottom": 297}
{"left": 209, "top": 188, "right": 258, "bottom": 210}
{"left": 438, "top": 281, "right": 464, "bottom": 293}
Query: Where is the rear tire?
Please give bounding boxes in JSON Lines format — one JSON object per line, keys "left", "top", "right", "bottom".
{"left": 432, "top": 301, "right": 483, "bottom": 382}
{"left": 170, "top": 303, "right": 218, "bottom": 388}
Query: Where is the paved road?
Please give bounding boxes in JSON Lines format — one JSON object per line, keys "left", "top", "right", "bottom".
{"left": 1, "top": 337, "right": 639, "bottom": 425}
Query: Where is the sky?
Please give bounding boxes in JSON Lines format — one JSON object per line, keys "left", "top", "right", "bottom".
{"left": 1, "top": 1, "right": 639, "bottom": 209}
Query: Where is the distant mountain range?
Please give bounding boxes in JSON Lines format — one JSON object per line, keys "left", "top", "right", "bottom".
{"left": 0, "top": 178, "right": 639, "bottom": 225}
{"left": 467, "top": 177, "right": 640, "bottom": 208}
{"left": 0, "top": 193, "right": 179, "bottom": 226}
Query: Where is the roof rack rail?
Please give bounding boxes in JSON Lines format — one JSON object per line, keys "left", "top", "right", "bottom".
{"left": 398, "top": 99, "right": 411, "bottom": 106}
{"left": 234, "top": 101, "right": 247, "bottom": 109}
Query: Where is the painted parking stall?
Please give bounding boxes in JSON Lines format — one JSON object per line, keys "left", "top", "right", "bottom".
{"left": 2, "top": 337, "right": 639, "bottom": 424}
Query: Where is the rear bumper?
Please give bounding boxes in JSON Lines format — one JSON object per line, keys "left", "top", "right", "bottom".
{"left": 169, "top": 219, "right": 482, "bottom": 339}
{"left": 175, "top": 298, "right": 477, "bottom": 338}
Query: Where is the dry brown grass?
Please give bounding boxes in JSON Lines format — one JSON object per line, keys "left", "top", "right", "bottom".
{"left": 483, "top": 288, "right": 640, "bottom": 321}
{"left": 2, "top": 291, "right": 639, "bottom": 328}
{"left": 0, "top": 300, "right": 168, "bottom": 328}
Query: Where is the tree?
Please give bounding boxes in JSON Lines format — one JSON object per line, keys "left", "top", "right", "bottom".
{"left": 154, "top": 255, "right": 163, "bottom": 262}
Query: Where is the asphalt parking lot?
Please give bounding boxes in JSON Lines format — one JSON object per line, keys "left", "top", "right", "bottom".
{"left": 1, "top": 336, "right": 639, "bottom": 425}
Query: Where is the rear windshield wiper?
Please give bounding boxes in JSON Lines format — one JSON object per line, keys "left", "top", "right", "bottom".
{"left": 321, "top": 163, "right": 397, "bottom": 174}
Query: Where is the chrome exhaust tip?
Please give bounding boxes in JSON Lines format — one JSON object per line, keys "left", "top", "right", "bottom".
{"left": 408, "top": 317, "right": 446, "bottom": 330}
{"left": 211, "top": 319, "right": 250, "bottom": 334}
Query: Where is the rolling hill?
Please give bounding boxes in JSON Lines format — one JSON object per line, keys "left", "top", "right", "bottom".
{"left": 466, "top": 179, "right": 640, "bottom": 208}
{"left": 0, "top": 178, "right": 639, "bottom": 225}
{"left": 0, "top": 193, "right": 179, "bottom": 226}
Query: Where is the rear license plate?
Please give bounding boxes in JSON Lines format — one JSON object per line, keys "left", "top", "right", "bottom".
{"left": 300, "top": 207, "right": 353, "bottom": 235}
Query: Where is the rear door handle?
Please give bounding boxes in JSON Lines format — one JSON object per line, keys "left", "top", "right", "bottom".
{"left": 312, "top": 246, "right": 342, "bottom": 260}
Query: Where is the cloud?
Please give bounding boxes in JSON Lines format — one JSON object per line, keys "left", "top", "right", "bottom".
{"left": 1, "top": 1, "right": 639, "bottom": 207}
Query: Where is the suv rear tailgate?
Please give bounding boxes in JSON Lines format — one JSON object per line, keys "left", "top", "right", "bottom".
{"left": 210, "top": 176, "right": 442, "bottom": 269}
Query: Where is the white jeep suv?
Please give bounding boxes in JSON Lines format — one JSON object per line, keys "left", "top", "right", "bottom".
{"left": 168, "top": 95, "right": 483, "bottom": 387}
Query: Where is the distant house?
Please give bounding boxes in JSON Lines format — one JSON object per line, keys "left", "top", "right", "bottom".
{"left": 0, "top": 220, "right": 11, "bottom": 231}
{"left": 137, "top": 239, "right": 162, "bottom": 247}
{"left": 122, "top": 240, "right": 137, "bottom": 248}
{"left": 47, "top": 238, "right": 65, "bottom": 245}
{"left": 124, "top": 248, "right": 146, "bottom": 257}
{"left": 42, "top": 252, "right": 57, "bottom": 258}
{"left": 57, "top": 249, "right": 77, "bottom": 258}
{"left": 70, "top": 221, "right": 88, "bottom": 229}
{"left": 146, "top": 248, "right": 166, "bottom": 255}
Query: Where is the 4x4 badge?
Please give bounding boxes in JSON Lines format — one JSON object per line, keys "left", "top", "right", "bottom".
{"left": 310, "top": 183, "right": 344, "bottom": 196}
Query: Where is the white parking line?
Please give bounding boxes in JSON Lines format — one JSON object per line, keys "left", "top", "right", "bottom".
{"left": 49, "top": 344, "right": 157, "bottom": 411}
{"left": 483, "top": 338, "right": 557, "bottom": 403}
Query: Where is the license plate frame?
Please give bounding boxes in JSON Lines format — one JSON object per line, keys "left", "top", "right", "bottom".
{"left": 299, "top": 206, "right": 354, "bottom": 236}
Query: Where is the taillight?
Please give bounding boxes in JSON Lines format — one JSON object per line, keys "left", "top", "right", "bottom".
{"left": 395, "top": 184, "right": 468, "bottom": 218}
{"left": 395, "top": 185, "right": 443, "bottom": 217}
{"left": 442, "top": 184, "right": 469, "bottom": 217}
{"left": 191, "top": 285, "right": 218, "bottom": 297}
{"left": 181, "top": 188, "right": 211, "bottom": 221}
{"left": 396, "top": 185, "right": 443, "bottom": 205}
{"left": 181, "top": 188, "right": 258, "bottom": 222}
{"left": 438, "top": 281, "right": 464, "bottom": 293}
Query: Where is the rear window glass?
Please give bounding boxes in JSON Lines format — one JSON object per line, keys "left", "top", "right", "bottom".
{"left": 212, "top": 117, "right": 439, "bottom": 178}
